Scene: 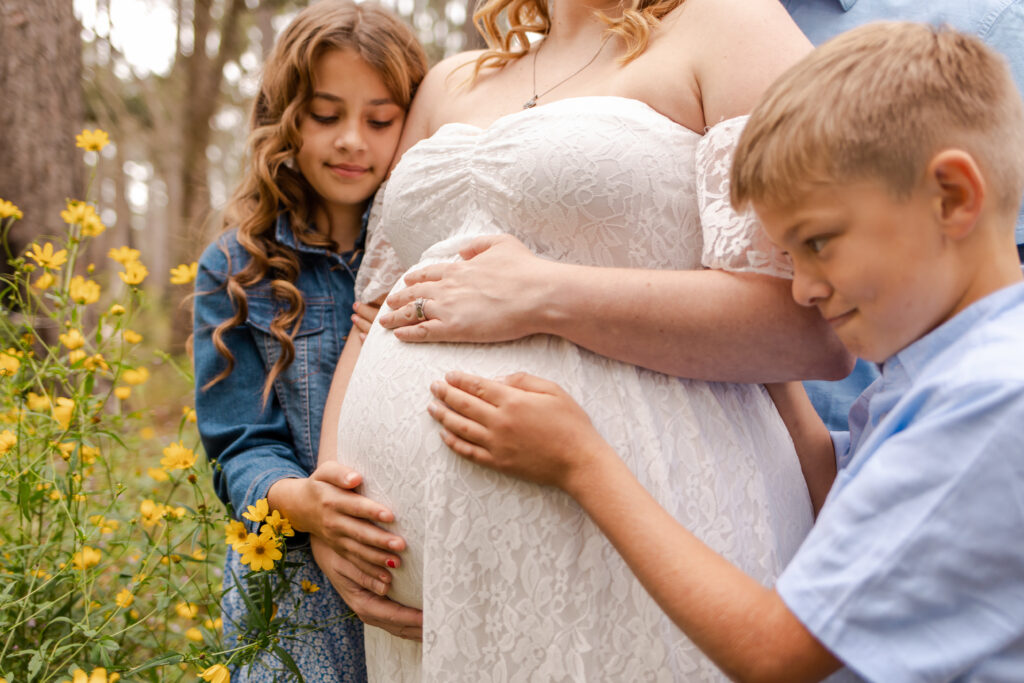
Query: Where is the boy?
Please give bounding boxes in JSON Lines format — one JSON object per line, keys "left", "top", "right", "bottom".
{"left": 425, "top": 22, "right": 1024, "bottom": 682}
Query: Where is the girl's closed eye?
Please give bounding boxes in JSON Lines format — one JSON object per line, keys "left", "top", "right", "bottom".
{"left": 311, "top": 113, "right": 340, "bottom": 124}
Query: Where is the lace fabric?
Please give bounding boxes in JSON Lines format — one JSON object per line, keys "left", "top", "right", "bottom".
{"left": 341, "top": 97, "right": 812, "bottom": 682}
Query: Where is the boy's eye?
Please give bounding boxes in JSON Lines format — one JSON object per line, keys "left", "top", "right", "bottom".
{"left": 806, "top": 236, "right": 829, "bottom": 254}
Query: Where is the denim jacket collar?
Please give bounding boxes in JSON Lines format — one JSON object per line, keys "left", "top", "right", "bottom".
{"left": 274, "top": 207, "right": 369, "bottom": 277}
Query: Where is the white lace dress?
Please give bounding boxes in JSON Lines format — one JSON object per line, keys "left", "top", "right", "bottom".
{"left": 338, "top": 96, "right": 813, "bottom": 682}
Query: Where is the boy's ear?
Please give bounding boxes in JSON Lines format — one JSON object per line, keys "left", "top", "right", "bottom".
{"left": 927, "top": 149, "right": 985, "bottom": 240}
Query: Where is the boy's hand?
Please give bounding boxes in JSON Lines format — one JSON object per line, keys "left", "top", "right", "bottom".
{"left": 427, "top": 370, "right": 606, "bottom": 491}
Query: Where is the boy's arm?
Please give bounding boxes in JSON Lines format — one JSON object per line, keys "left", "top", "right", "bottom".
{"left": 428, "top": 371, "right": 843, "bottom": 683}
{"left": 764, "top": 382, "right": 837, "bottom": 515}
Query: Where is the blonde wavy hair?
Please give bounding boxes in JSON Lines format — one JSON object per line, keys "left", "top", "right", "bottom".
{"left": 208, "top": 0, "right": 427, "bottom": 401}
{"left": 470, "top": 0, "right": 685, "bottom": 78}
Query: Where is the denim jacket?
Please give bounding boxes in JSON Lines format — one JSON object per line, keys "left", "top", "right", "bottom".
{"left": 193, "top": 214, "right": 363, "bottom": 520}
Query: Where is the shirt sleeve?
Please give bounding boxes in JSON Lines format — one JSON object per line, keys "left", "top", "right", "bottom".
{"left": 777, "top": 378, "right": 1024, "bottom": 682}
{"left": 193, "top": 238, "right": 308, "bottom": 521}
{"left": 355, "top": 184, "right": 406, "bottom": 303}
{"left": 694, "top": 116, "right": 793, "bottom": 277}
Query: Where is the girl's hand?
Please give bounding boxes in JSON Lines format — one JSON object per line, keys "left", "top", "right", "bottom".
{"left": 351, "top": 301, "right": 380, "bottom": 342}
{"left": 311, "top": 536, "right": 423, "bottom": 641}
{"left": 269, "top": 462, "right": 407, "bottom": 596}
{"left": 426, "top": 370, "right": 608, "bottom": 492}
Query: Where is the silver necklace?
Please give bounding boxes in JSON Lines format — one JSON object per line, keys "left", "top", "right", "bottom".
{"left": 523, "top": 38, "right": 607, "bottom": 109}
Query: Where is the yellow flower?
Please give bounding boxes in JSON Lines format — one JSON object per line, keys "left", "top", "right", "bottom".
{"left": 260, "top": 510, "right": 295, "bottom": 538}
{"left": 113, "top": 386, "right": 131, "bottom": 400}
{"left": 115, "top": 588, "right": 134, "bottom": 608}
{"left": 241, "top": 498, "right": 269, "bottom": 523}
{"left": 183, "top": 406, "right": 197, "bottom": 423}
{"left": 71, "top": 545, "right": 101, "bottom": 570}
{"left": 0, "top": 430, "right": 17, "bottom": 455}
{"left": 0, "top": 198, "right": 23, "bottom": 220}
{"left": 119, "top": 260, "right": 148, "bottom": 285}
{"left": 199, "top": 664, "right": 231, "bottom": 683}
{"left": 237, "top": 532, "right": 281, "bottom": 572}
{"left": 170, "top": 262, "right": 198, "bottom": 285}
{"left": 175, "top": 601, "right": 199, "bottom": 619}
{"left": 27, "top": 242, "right": 68, "bottom": 269}
{"left": 107, "top": 246, "right": 140, "bottom": 265}
{"left": 224, "top": 520, "right": 248, "bottom": 550}
{"left": 168, "top": 506, "right": 187, "bottom": 520}
{"left": 185, "top": 627, "right": 204, "bottom": 642}
{"left": 123, "top": 329, "right": 143, "bottom": 344}
{"left": 147, "top": 467, "right": 170, "bottom": 482}
{"left": 139, "top": 499, "right": 167, "bottom": 528}
{"left": 140, "top": 426, "right": 156, "bottom": 439}
{"left": 33, "top": 271, "right": 56, "bottom": 290}
{"left": 82, "top": 212, "right": 106, "bottom": 237}
{"left": 107, "top": 303, "right": 126, "bottom": 316}
{"left": 191, "top": 549, "right": 207, "bottom": 561}
{"left": 301, "top": 579, "right": 320, "bottom": 593}
{"left": 27, "top": 392, "right": 51, "bottom": 412}
{"left": 57, "top": 441, "right": 75, "bottom": 460}
{"left": 69, "top": 276, "right": 101, "bottom": 304}
{"left": 60, "top": 329, "right": 86, "bottom": 350}
{"left": 122, "top": 367, "right": 150, "bottom": 385}
{"left": 65, "top": 667, "right": 120, "bottom": 683}
{"left": 83, "top": 353, "right": 109, "bottom": 371}
{"left": 161, "top": 441, "right": 196, "bottom": 470}
{"left": 68, "top": 349, "right": 87, "bottom": 364}
{"left": 0, "top": 349, "right": 20, "bottom": 376}
{"left": 80, "top": 445, "right": 99, "bottom": 464}
{"left": 75, "top": 128, "right": 111, "bottom": 152}
{"left": 203, "top": 617, "right": 223, "bottom": 630}
{"left": 52, "top": 397, "right": 75, "bottom": 429}
{"left": 61, "top": 200, "right": 100, "bottom": 228}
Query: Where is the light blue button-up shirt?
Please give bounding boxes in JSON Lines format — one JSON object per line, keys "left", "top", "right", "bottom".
{"left": 777, "top": 274, "right": 1024, "bottom": 682}
{"left": 786, "top": 0, "right": 1024, "bottom": 430}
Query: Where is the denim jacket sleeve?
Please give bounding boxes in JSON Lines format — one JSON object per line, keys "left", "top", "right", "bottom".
{"left": 193, "top": 236, "right": 308, "bottom": 520}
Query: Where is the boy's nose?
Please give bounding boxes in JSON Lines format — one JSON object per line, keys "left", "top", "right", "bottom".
{"left": 791, "top": 269, "right": 830, "bottom": 308}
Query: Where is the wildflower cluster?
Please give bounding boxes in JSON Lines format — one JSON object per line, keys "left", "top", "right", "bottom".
{"left": 0, "top": 131, "right": 321, "bottom": 682}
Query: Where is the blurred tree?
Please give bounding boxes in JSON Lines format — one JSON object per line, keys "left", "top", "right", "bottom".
{"left": 0, "top": 0, "right": 84, "bottom": 273}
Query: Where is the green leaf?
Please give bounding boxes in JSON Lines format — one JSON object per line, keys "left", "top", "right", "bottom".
{"left": 271, "top": 645, "right": 304, "bottom": 683}
{"left": 127, "top": 653, "right": 183, "bottom": 676}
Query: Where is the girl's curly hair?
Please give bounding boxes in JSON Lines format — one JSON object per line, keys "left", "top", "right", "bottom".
{"left": 208, "top": 0, "right": 427, "bottom": 403}
{"left": 469, "top": 0, "right": 686, "bottom": 80}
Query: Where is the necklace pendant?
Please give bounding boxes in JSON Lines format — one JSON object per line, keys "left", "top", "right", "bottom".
{"left": 523, "top": 96, "right": 537, "bottom": 109}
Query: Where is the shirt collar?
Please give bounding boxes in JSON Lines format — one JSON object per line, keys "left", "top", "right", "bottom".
{"left": 273, "top": 207, "right": 368, "bottom": 263}
{"left": 886, "top": 269, "right": 1024, "bottom": 380}
{"left": 836, "top": 0, "right": 857, "bottom": 10}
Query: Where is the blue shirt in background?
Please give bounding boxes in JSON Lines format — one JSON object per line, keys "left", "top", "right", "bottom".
{"left": 777, "top": 274, "right": 1024, "bottom": 682}
{"left": 784, "top": 0, "right": 1024, "bottom": 429}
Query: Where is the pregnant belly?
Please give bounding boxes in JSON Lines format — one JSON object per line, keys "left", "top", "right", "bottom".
{"left": 337, "top": 327, "right": 586, "bottom": 609}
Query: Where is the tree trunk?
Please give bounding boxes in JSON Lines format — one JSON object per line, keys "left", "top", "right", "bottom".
{"left": 0, "top": 0, "right": 84, "bottom": 268}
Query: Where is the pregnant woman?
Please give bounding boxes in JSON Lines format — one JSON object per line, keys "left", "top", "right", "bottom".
{"left": 320, "top": 0, "right": 850, "bottom": 679}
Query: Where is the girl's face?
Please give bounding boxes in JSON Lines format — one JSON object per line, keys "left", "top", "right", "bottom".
{"left": 296, "top": 48, "right": 405, "bottom": 219}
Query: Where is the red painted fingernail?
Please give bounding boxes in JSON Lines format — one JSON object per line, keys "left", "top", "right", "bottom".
{"left": 386, "top": 559, "right": 397, "bottom": 569}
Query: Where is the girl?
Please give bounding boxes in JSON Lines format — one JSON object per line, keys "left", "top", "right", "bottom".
{"left": 192, "top": 2, "right": 426, "bottom": 680}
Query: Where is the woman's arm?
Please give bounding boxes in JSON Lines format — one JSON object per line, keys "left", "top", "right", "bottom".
{"left": 427, "top": 371, "right": 842, "bottom": 682}
{"left": 384, "top": 238, "right": 853, "bottom": 383}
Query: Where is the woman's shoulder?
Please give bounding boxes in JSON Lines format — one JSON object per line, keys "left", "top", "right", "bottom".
{"left": 197, "top": 229, "right": 255, "bottom": 284}
{"left": 417, "top": 50, "right": 488, "bottom": 121}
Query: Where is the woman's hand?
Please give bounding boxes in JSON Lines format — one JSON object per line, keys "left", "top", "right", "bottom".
{"left": 311, "top": 536, "right": 423, "bottom": 641}
{"left": 426, "top": 370, "right": 611, "bottom": 493}
{"left": 267, "top": 462, "right": 407, "bottom": 596}
{"left": 379, "top": 235, "right": 554, "bottom": 343}
{"left": 350, "top": 301, "right": 380, "bottom": 342}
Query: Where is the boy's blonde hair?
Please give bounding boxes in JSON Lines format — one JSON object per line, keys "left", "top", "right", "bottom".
{"left": 731, "top": 21, "right": 1024, "bottom": 217}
